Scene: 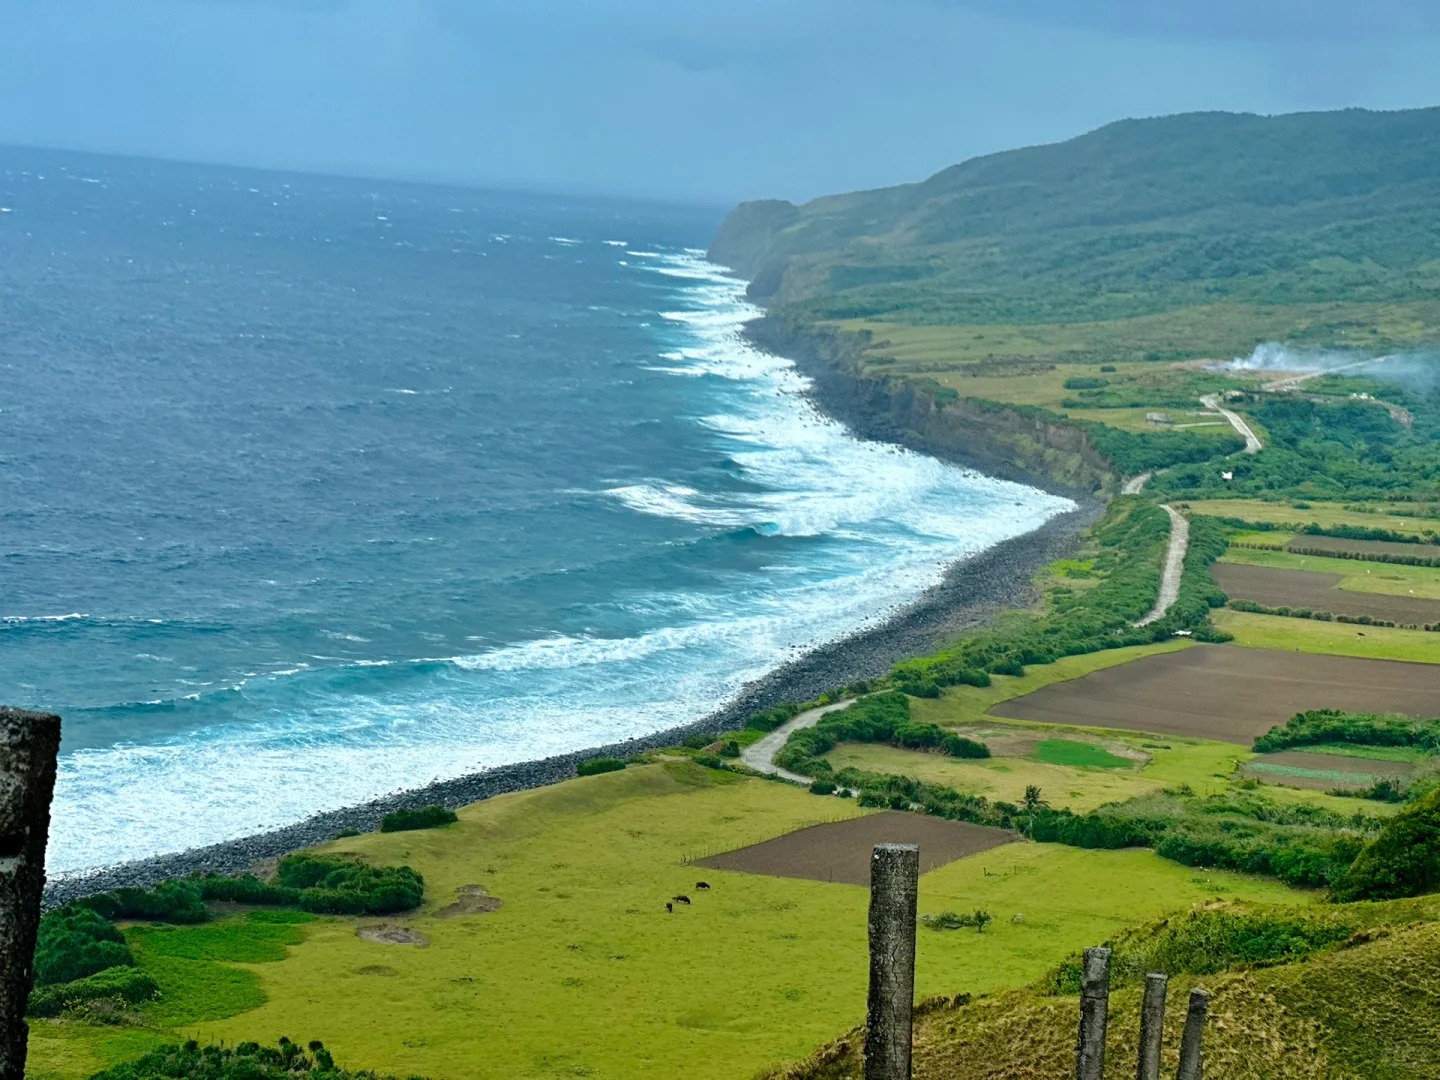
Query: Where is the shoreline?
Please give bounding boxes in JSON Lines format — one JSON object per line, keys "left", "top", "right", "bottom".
{"left": 42, "top": 318, "right": 1104, "bottom": 907}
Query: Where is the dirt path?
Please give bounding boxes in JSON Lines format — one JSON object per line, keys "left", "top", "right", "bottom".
{"left": 1199, "top": 393, "right": 1263, "bottom": 453}
{"left": 740, "top": 699, "right": 854, "bottom": 783}
{"left": 1135, "top": 505, "right": 1189, "bottom": 627}
{"left": 1122, "top": 472, "right": 1152, "bottom": 495}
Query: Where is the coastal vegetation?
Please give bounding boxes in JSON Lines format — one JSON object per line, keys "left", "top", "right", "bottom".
{"left": 378, "top": 806, "right": 458, "bottom": 833}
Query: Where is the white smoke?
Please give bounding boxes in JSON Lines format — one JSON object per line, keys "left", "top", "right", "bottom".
{"left": 1219, "top": 342, "right": 1439, "bottom": 397}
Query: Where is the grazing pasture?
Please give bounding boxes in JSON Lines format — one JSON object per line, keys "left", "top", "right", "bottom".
{"left": 1222, "top": 547, "right": 1440, "bottom": 599}
{"left": 695, "top": 811, "right": 1017, "bottom": 886}
{"left": 989, "top": 645, "right": 1440, "bottom": 744}
{"left": 1213, "top": 562, "right": 1440, "bottom": 625}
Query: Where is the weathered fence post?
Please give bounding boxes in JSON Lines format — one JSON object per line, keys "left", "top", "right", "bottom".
{"left": 1075, "top": 946, "right": 1112, "bottom": 1080}
{"left": 865, "top": 843, "right": 919, "bottom": 1080}
{"left": 0, "top": 707, "right": 62, "bottom": 1080}
{"left": 1175, "top": 987, "right": 1209, "bottom": 1080}
{"left": 1136, "top": 972, "right": 1168, "bottom": 1080}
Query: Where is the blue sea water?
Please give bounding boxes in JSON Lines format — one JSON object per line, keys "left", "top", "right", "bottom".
{"left": 0, "top": 149, "right": 1072, "bottom": 873}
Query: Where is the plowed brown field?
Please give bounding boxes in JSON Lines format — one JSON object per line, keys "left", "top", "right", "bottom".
{"left": 988, "top": 645, "right": 1440, "bottom": 744}
{"left": 694, "top": 811, "right": 1015, "bottom": 885}
{"left": 1213, "top": 563, "right": 1440, "bottom": 625}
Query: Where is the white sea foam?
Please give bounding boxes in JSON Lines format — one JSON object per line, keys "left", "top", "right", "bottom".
{"left": 47, "top": 247, "right": 1073, "bottom": 874}
{"left": 603, "top": 239, "right": 628, "bottom": 246}
{"left": 549, "top": 236, "right": 583, "bottom": 245}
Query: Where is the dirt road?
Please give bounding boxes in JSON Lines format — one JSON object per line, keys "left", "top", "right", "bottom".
{"left": 1135, "top": 505, "right": 1189, "bottom": 626}
{"left": 740, "top": 699, "right": 854, "bottom": 783}
{"left": 1199, "top": 394, "right": 1263, "bottom": 453}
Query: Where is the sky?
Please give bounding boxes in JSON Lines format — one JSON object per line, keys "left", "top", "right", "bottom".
{"left": 4, "top": 0, "right": 1440, "bottom": 204}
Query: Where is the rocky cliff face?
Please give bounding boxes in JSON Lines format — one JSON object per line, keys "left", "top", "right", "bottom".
{"left": 706, "top": 199, "right": 799, "bottom": 278}
{"left": 745, "top": 317, "right": 1113, "bottom": 498}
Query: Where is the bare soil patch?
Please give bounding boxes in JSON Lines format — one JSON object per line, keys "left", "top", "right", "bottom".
{"left": 1213, "top": 563, "right": 1440, "bottom": 625}
{"left": 694, "top": 811, "right": 1016, "bottom": 886}
{"left": 989, "top": 645, "right": 1440, "bottom": 745}
{"left": 436, "top": 884, "right": 503, "bottom": 918}
{"left": 356, "top": 924, "right": 429, "bottom": 946}
{"left": 1286, "top": 535, "right": 1440, "bottom": 561}
{"left": 1244, "top": 750, "right": 1416, "bottom": 790}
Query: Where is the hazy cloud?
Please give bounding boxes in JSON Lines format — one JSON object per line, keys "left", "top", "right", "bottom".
{"left": 1, "top": 0, "right": 1438, "bottom": 201}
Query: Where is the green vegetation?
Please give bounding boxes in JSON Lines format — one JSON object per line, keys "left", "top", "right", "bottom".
{"left": 1215, "top": 608, "right": 1440, "bottom": 662}
{"left": 1222, "top": 546, "right": 1440, "bottom": 597}
{"left": 1186, "top": 498, "right": 1440, "bottom": 537}
{"left": 775, "top": 692, "right": 990, "bottom": 779}
{"left": 378, "top": 805, "right": 458, "bottom": 833}
{"left": 922, "top": 910, "right": 993, "bottom": 933}
{"left": 1255, "top": 710, "right": 1440, "bottom": 755}
{"left": 1331, "top": 787, "right": 1440, "bottom": 901}
{"left": 576, "top": 757, "right": 628, "bottom": 776}
{"left": 28, "top": 967, "right": 158, "bottom": 1020}
{"left": 90, "top": 1038, "right": 410, "bottom": 1080}
{"left": 893, "top": 500, "right": 1227, "bottom": 692}
{"left": 1032, "top": 740, "right": 1131, "bottom": 770}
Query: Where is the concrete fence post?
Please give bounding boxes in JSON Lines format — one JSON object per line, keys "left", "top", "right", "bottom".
{"left": 864, "top": 843, "right": 919, "bottom": 1080}
{"left": 1175, "top": 987, "right": 1209, "bottom": 1080}
{"left": 1136, "top": 972, "right": 1168, "bottom": 1080}
{"left": 1075, "top": 946, "right": 1112, "bottom": 1080}
{"left": 0, "top": 707, "right": 61, "bottom": 1080}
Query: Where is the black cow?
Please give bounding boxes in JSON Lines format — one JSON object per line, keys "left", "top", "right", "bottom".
{"left": 672, "top": 894, "right": 692, "bottom": 905}
{"left": 665, "top": 902, "right": 673, "bottom": 913}
{"left": 695, "top": 881, "right": 711, "bottom": 890}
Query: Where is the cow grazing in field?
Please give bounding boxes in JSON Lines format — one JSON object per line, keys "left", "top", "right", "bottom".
{"left": 665, "top": 902, "right": 673, "bottom": 913}
{"left": 695, "top": 881, "right": 710, "bottom": 891}
{"left": 672, "top": 895, "right": 692, "bottom": 905}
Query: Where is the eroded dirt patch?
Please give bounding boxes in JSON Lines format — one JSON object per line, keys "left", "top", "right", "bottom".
{"left": 436, "top": 884, "right": 503, "bottom": 918}
{"left": 357, "top": 924, "right": 429, "bottom": 946}
{"left": 695, "top": 811, "right": 1015, "bottom": 886}
{"left": 989, "top": 644, "right": 1440, "bottom": 745}
{"left": 1213, "top": 563, "right": 1440, "bottom": 624}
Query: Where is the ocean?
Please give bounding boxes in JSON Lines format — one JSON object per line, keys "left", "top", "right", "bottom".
{"left": 0, "top": 149, "right": 1072, "bottom": 873}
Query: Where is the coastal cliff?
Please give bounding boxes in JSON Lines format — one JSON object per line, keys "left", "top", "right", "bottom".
{"left": 741, "top": 315, "right": 1114, "bottom": 499}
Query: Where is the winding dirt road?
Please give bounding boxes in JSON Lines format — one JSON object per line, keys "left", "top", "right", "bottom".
{"left": 740, "top": 699, "right": 854, "bottom": 783}
{"left": 1199, "top": 393, "right": 1263, "bottom": 453}
{"left": 1135, "top": 505, "right": 1189, "bottom": 627}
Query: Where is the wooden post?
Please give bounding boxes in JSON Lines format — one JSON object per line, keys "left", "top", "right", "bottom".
{"left": 0, "top": 707, "right": 61, "bottom": 1080}
{"left": 1137, "top": 973, "right": 1168, "bottom": 1080}
{"left": 1075, "top": 946, "right": 1111, "bottom": 1080}
{"left": 1176, "top": 987, "right": 1209, "bottom": 1080}
{"left": 864, "top": 843, "right": 919, "bottom": 1080}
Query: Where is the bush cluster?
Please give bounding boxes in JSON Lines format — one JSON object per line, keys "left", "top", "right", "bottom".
{"left": 1254, "top": 709, "right": 1440, "bottom": 754}
{"left": 27, "top": 966, "right": 158, "bottom": 1019}
{"left": 379, "top": 805, "right": 458, "bottom": 833}
{"left": 91, "top": 1037, "right": 414, "bottom": 1080}
{"left": 1332, "top": 787, "right": 1440, "bottom": 901}
{"left": 576, "top": 757, "right": 627, "bottom": 777}
{"left": 774, "top": 693, "right": 990, "bottom": 776}
{"left": 33, "top": 906, "right": 134, "bottom": 987}
{"left": 1226, "top": 598, "right": 1440, "bottom": 631}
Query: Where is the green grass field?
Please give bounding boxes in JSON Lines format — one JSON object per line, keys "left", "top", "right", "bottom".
{"left": 1185, "top": 499, "right": 1440, "bottom": 536}
{"left": 1213, "top": 609, "right": 1440, "bottom": 663}
{"left": 28, "top": 761, "right": 1306, "bottom": 1080}
{"left": 1221, "top": 546, "right": 1440, "bottom": 599}
{"left": 1033, "top": 739, "right": 1132, "bottom": 769}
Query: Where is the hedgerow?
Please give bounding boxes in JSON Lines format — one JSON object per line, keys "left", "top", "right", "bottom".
{"left": 1255, "top": 709, "right": 1440, "bottom": 754}
{"left": 773, "top": 693, "right": 990, "bottom": 776}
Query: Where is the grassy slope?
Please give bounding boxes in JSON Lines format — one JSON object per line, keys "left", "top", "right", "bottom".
{"left": 1221, "top": 546, "right": 1440, "bottom": 599}
{"left": 32, "top": 762, "right": 1302, "bottom": 1080}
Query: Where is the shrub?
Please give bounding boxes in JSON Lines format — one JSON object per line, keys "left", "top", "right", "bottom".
{"left": 33, "top": 907, "right": 134, "bottom": 987}
{"left": 1331, "top": 787, "right": 1440, "bottom": 901}
{"left": 79, "top": 880, "right": 207, "bottom": 924}
{"left": 941, "top": 734, "right": 991, "bottom": 759}
{"left": 273, "top": 854, "right": 423, "bottom": 915}
{"left": 905, "top": 680, "right": 942, "bottom": 698}
{"left": 576, "top": 757, "right": 627, "bottom": 777}
{"left": 379, "top": 805, "right": 458, "bottom": 833}
{"left": 719, "top": 740, "right": 741, "bottom": 758}
{"left": 27, "top": 966, "right": 159, "bottom": 1018}
{"left": 693, "top": 753, "right": 725, "bottom": 769}
{"left": 336, "top": 828, "right": 361, "bottom": 838}
{"left": 809, "top": 779, "right": 837, "bottom": 795}
{"left": 89, "top": 1038, "right": 405, "bottom": 1080}
{"left": 682, "top": 734, "right": 711, "bottom": 749}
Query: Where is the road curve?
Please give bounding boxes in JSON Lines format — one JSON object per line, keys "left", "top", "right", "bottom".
{"left": 1200, "top": 394, "right": 1262, "bottom": 453}
{"left": 740, "top": 699, "right": 855, "bottom": 783}
{"left": 1135, "top": 505, "right": 1189, "bottom": 627}
{"left": 1122, "top": 472, "right": 1152, "bottom": 495}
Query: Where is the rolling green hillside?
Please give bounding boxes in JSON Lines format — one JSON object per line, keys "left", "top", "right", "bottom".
{"left": 711, "top": 107, "right": 1440, "bottom": 334}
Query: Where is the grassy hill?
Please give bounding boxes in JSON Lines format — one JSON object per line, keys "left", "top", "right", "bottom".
{"left": 711, "top": 107, "right": 1440, "bottom": 336}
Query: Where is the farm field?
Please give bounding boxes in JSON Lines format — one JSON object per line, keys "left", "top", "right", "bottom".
{"left": 1283, "top": 533, "right": 1440, "bottom": 561}
{"left": 1223, "top": 546, "right": 1440, "bottom": 598}
{"left": 695, "top": 812, "right": 1016, "bottom": 885}
{"left": 1214, "top": 608, "right": 1440, "bottom": 663}
{"left": 986, "top": 644, "right": 1440, "bottom": 744}
{"left": 1181, "top": 498, "right": 1440, "bottom": 536}
{"left": 1212, "top": 562, "right": 1440, "bottom": 625}
{"left": 819, "top": 739, "right": 1165, "bottom": 813}
{"left": 27, "top": 761, "right": 1305, "bottom": 1080}
{"left": 1244, "top": 750, "right": 1418, "bottom": 790}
